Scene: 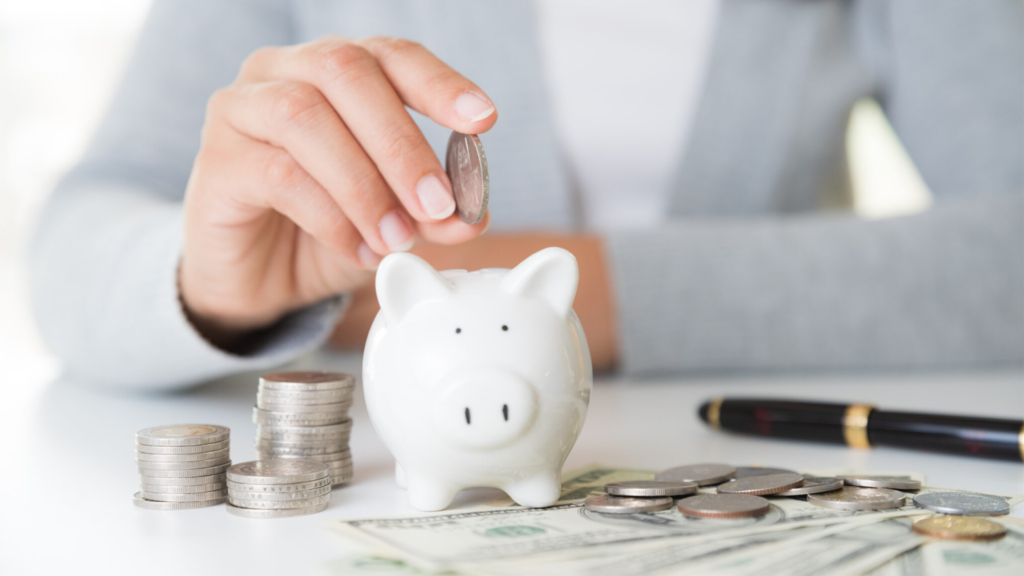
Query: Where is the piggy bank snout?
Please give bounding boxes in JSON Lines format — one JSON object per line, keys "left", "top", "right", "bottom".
{"left": 431, "top": 372, "right": 538, "bottom": 450}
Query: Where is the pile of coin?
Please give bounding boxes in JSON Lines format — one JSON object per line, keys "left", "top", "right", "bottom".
{"left": 134, "top": 424, "right": 231, "bottom": 510}
{"left": 226, "top": 460, "right": 332, "bottom": 518}
{"left": 584, "top": 463, "right": 1010, "bottom": 540}
{"left": 254, "top": 371, "right": 354, "bottom": 486}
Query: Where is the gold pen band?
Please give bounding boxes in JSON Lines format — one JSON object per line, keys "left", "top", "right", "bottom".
{"left": 707, "top": 397, "right": 723, "bottom": 429}
{"left": 843, "top": 404, "right": 874, "bottom": 449}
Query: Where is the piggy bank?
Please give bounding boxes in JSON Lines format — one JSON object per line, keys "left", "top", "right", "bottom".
{"left": 362, "top": 247, "right": 593, "bottom": 511}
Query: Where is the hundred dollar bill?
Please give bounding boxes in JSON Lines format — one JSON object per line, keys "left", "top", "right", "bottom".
{"left": 480, "top": 464, "right": 655, "bottom": 508}
{"left": 866, "top": 518, "right": 1024, "bottom": 576}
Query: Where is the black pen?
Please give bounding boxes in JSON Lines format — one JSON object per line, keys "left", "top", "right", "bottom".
{"left": 698, "top": 397, "right": 1024, "bottom": 462}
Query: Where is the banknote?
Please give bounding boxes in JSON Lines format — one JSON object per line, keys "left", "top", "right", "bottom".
{"left": 866, "top": 518, "right": 1024, "bottom": 576}
{"left": 479, "top": 463, "right": 655, "bottom": 508}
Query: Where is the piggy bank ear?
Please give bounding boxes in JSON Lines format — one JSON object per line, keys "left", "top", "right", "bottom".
{"left": 500, "top": 247, "right": 579, "bottom": 318}
{"left": 376, "top": 253, "right": 453, "bottom": 326}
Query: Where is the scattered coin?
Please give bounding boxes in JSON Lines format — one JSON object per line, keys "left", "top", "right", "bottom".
{"left": 717, "top": 473, "right": 804, "bottom": 496}
{"left": 445, "top": 131, "right": 489, "bottom": 224}
{"left": 133, "top": 492, "right": 226, "bottom": 510}
{"left": 605, "top": 481, "right": 698, "bottom": 498}
{"left": 226, "top": 501, "right": 330, "bottom": 519}
{"left": 774, "top": 477, "right": 844, "bottom": 497}
{"left": 136, "top": 424, "right": 230, "bottom": 447}
{"left": 584, "top": 494, "right": 674, "bottom": 514}
{"left": 677, "top": 494, "right": 771, "bottom": 518}
{"left": 839, "top": 475, "right": 921, "bottom": 491}
{"left": 734, "top": 466, "right": 799, "bottom": 479}
{"left": 656, "top": 463, "right": 736, "bottom": 486}
{"left": 807, "top": 487, "right": 906, "bottom": 511}
{"left": 913, "top": 492, "right": 1010, "bottom": 517}
{"left": 911, "top": 515, "right": 1007, "bottom": 541}
{"left": 228, "top": 460, "right": 329, "bottom": 485}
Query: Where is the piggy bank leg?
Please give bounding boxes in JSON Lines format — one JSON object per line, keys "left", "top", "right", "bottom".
{"left": 406, "top": 474, "right": 460, "bottom": 511}
{"left": 503, "top": 472, "right": 562, "bottom": 508}
{"left": 395, "top": 462, "right": 407, "bottom": 489}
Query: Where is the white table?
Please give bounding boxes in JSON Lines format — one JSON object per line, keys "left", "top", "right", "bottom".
{"left": 1, "top": 348, "right": 1021, "bottom": 575}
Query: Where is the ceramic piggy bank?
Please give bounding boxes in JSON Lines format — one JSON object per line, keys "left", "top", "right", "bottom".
{"left": 363, "top": 247, "right": 593, "bottom": 511}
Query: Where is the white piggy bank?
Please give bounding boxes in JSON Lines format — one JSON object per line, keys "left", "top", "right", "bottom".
{"left": 363, "top": 247, "right": 593, "bottom": 511}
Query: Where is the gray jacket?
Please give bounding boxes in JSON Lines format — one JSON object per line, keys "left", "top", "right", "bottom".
{"left": 32, "top": 0, "right": 1024, "bottom": 389}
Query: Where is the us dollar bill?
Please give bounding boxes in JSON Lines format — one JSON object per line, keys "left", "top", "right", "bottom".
{"left": 866, "top": 518, "right": 1024, "bottom": 576}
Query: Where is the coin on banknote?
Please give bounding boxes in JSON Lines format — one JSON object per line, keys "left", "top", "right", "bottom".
{"left": 228, "top": 485, "right": 331, "bottom": 501}
{"left": 141, "top": 482, "right": 226, "bottom": 494}
{"left": 133, "top": 492, "right": 226, "bottom": 510}
{"left": 774, "top": 477, "right": 844, "bottom": 497}
{"left": 227, "top": 459, "right": 329, "bottom": 485}
{"left": 135, "top": 447, "right": 230, "bottom": 463}
{"left": 260, "top": 371, "right": 354, "bottom": 391}
{"left": 912, "top": 492, "right": 1010, "bottom": 517}
{"left": 733, "top": 466, "right": 798, "bottom": 479}
{"left": 135, "top": 440, "right": 230, "bottom": 455}
{"left": 656, "top": 463, "right": 736, "bottom": 486}
{"left": 717, "top": 473, "right": 804, "bottom": 496}
{"left": 584, "top": 494, "right": 674, "bottom": 513}
{"left": 141, "top": 489, "right": 229, "bottom": 503}
{"left": 911, "top": 515, "right": 1007, "bottom": 541}
{"left": 677, "top": 494, "right": 770, "bottom": 518}
{"left": 605, "top": 481, "right": 698, "bottom": 498}
{"left": 226, "top": 501, "right": 329, "bottom": 518}
{"left": 136, "top": 424, "right": 229, "bottom": 447}
{"left": 806, "top": 487, "right": 906, "bottom": 511}
{"left": 445, "top": 131, "right": 489, "bottom": 224}
{"left": 838, "top": 475, "right": 921, "bottom": 491}
{"left": 228, "top": 493, "right": 331, "bottom": 510}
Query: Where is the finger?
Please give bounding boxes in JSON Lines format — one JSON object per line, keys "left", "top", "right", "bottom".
{"left": 414, "top": 211, "right": 491, "bottom": 245}
{"left": 214, "top": 83, "right": 415, "bottom": 256}
{"left": 202, "top": 124, "right": 380, "bottom": 270}
{"left": 241, "top": 42, "right": 466, "bottom": 225}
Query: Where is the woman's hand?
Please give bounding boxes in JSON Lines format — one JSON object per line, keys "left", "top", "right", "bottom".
{"left": 179, "top": 36, "right": 496, "bottom": 347}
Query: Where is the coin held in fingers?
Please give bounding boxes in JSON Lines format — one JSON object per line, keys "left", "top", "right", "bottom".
{"left": 445, "top": 131, "right": 489, "bottom": 224}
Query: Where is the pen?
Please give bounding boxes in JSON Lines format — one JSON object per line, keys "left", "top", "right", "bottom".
{"left": 698, "top": 397, "right": 1024, "bottom": 462}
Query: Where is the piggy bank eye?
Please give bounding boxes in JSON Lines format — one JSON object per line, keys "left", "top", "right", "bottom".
{"left": 455, "top": 327, "right": 462, "bottom": 334}
{"left": 501, "top": 325, "right": 508, "bottom": 331}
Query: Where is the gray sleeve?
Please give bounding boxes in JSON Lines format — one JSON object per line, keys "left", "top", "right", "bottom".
{"left": 30, "top": 0, "right": 345, "bottom": 391}
{"left": 606, "top": 0, "right": 1024, "bottom": 376}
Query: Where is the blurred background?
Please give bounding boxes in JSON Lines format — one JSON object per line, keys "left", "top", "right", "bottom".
{"left": 0, "top": 0, "right": 933, "bottom": 385}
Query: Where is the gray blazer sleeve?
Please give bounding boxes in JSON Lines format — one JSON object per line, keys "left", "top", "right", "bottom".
{"left": 606, "top": 0, "right": 1024, "bottom": 375}
{"left": 31, "top": 0, "right": 344, "bottom": 390}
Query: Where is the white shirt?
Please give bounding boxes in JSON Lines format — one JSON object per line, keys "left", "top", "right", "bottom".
{"left": 533, "top": 0, "right": 720, "bottom": 230}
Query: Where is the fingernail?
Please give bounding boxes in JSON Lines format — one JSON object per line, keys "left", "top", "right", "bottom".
{"left": 358, "top": 243, "right": 382, "bottom": 269}
{"left": 379, "top": 210, "right": 414, "bottom": 252}
{"left": 454, "top": 92, "right": 495, "bottom": 122}
{"left": 416, "top": 174, "right": 456, "bottom": 220}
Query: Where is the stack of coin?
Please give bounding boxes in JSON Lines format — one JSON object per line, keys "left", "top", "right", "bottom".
{"left": 226, "top": 460, "right": 332, "bottom": 518}
{"left": 134, "top": 424, "right": 231, "bottom": 510}
{"left": 254, "top": 371, "right": 354, "bottom": 486}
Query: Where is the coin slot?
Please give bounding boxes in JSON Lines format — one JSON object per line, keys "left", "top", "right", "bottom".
{"left": 465, "top": 407, "right": 471, "bottom": 425}
{"left": 502, "top": 404, "right": 509, "bottom": 421}
{"left": 455, "top": 328, "right": 461, "bottom": 334}
{"left": 501, "top": 325, "right": 508, "bottom": 331}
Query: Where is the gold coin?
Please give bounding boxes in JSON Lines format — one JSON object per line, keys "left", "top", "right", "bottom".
{"left": 912, "top": 515, "right": 1007, "bottom": 541}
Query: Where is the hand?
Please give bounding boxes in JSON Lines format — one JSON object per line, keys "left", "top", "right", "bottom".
{"left": 179, "top": 36, "right": 495, "bottom": 347}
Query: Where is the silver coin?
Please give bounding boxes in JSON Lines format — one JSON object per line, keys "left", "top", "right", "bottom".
{"left": 259, "top": 371, "right": 354, "bottom": 391}
{"left": 133, "top": 492, "right": 226, "bottom": 510}
{"left": 256, "top": 386, "right": 353, "bottom": 400}
{"left": 255, "top": 443, "right": 348, "bottom": 456}
{"left": 774, "top": 477, "right": 844, "bottom": 497}
{"left": 141, "top": 489, "right": 229, "bottom": 502}
{"left": 445, "top": 131, "right": 489, "bottom": 224}
{"left": 256, "top": 437, "right": 348, "bottom": 450}
{"left": 605, "top": 481, "right": 698, "bottom": 498}
{"left": 331, "top": 475, "right": 353, "bottom": 486}
{"left": 136, "top": 455, "right": 231, "bottom": 470}
{"left": 913, "top": 492, "right": 1010, "bottom": 517}
{"left": 255, "top": 400, "right": 352, "bottom": 414}
{"left": 139, "top": 473, "right": 227, "bottom": 486}
{"left": 257, "top": 421, "right": 352, "bottom": 435}
{"left": 717, "top": 474, "right": 805, "bottom": 496}
{"left": 226, "top": 501, "right": 329, "bottom": 518}
{"left": 227, "top": 477, "right": 331, "bottom": 493}
{"left": 141, "top": 482, "right": 226, "bottom": 494}
{"left": 252, "top": 407, "right": 346, "bottom": 426}
{"left": 229, "top": 493, "right": 331, "bottom": 510}
{"left": 227, "top": 459, "right": 329, "bottom": 485}
{"left": 656, "top": 463, "right": 736, "bottom": 486}
{"left": 257, "top": 450, "right": 350, "bottom": 463}
{"left": 839, "top": 475, "right": 922, "bottom": 491}
{"left": 807, "top": 487, "right": 906, "bottom": 511}
{"left": 734, "top": 466, "right": 799, "bottom": 479}
{"left": 136, "top": 424, "right": 229, "bottom": 447}
{"left": 139, "top": 462, "right": 232, "bottom": 478}
{"left": 584, "top": 494, "right": 674, "bottom": 514}
{"left": 135, "top": 439, "right": 230, "bottom": 455}
{"left": 228, "top": 485, "right": 331, "bottom": 501}
{"left": 136, "top": 447, "right": 230, "bottom": 463}
{"left": 256, "top": 431, "right": 351, "bottom": 444}
{"left": 677, "top": 494, "right": 771, "bottom": 518}
{"left": 257, "top": 392, "right": 352, "bottom": 407}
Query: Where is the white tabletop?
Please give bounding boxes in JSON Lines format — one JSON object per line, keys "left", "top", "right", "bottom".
{"left": 1, "top": 348, "right": 1022, "bottom": 575}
